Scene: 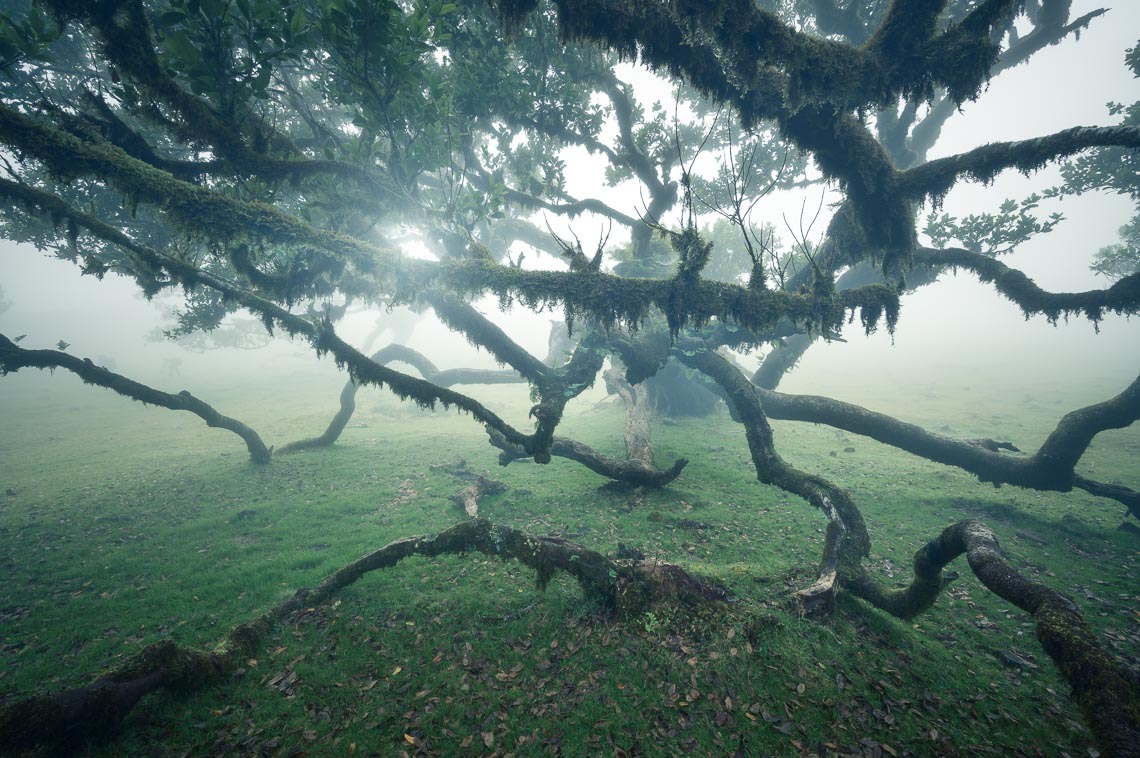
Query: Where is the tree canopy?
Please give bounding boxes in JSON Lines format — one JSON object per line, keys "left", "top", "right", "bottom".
{"left": 1, "top": 0, "right": 1139, "bottom": 753}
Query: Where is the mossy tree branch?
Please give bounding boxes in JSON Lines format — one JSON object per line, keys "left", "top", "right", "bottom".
{"left": 901, "top": 125, "right": 1140, "bottom": 203}
{"left": 0, "top": 519, "right": 722, "bottom": 753}
{"left": 913, "top": 246, "right": 1140, "bottom": 322}
{"left": 844, "top": 520, "right": 1140, "bottom": 756}
{"left": 278, "top": 343, "right": 523, "bottom": 454}
{"left": 753, "top": 379, "right": 1140, "bottom": 518}
{"left": 0, "top": 334, "right": 272, "bottom": 464}
{"left": 425, "top": 258, "right": 902, "bottom": 339}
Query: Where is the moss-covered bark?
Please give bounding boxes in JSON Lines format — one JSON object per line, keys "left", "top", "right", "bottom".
{"left": 914, "top": 246, "right": 1140, "bottom": 324}
{"left": 484, "top": 424, "right": 688, "bottom": 487}
{"left": 0, "top": 519, "right": 722, "bottom": 754}
{"left": 845, "top": 520, "right": 1140, "bottom": 756}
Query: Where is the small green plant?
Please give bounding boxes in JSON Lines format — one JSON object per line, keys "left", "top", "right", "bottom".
{"left": 643, "top": 610, "right": 659, "bottom": 634}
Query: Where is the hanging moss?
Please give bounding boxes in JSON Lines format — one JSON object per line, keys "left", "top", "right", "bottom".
{"left": 496, "top": 0, "right": 541, "bottom": 35}
{"left": 914, "top": 247, "right": 1140, "bottom": 325}
{"left": 902, "top": 125, "right": 1140, "bottom": 206}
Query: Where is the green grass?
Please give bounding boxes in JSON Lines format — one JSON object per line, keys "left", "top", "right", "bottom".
{"left": 0, "top": 364, "right": 1137, "bottom": 756}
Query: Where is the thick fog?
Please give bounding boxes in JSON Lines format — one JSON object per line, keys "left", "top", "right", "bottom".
{"left": 1, "top": 0, "right": 1137, "bottom": 405}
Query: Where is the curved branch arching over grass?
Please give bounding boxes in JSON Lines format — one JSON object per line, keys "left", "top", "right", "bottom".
{"left": 755, "top": 374, "right": 1140, "bottom": 518}
{"left": 844, "top": 520, "right": 1140, "bottom": 756}
{"left": 0, "top": 334, "right": 272, "bottom": 464}
{"left": 0, "top": 519, "right": 723, "bottom": 754}
{"left": 484, "top": 424, "right": 689, "bottom": 488}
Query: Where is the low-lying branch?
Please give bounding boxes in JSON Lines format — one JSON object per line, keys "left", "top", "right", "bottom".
{"left": 754, "top": 379, "right": 1140, "bottom": 518}
{"left": 485, "top": 425, "right": 688, "bottom": 488}
{"left": 675, "top": 342, "right": 870, "bottom": 614}
{"left": 0, "top": 519, "right": 722, "bottom": 753}
{"left": 845, "top": 520, "right": 1140, "bottom": 756}
{"left": 0, "top": 334, "right": 271, "bottom": 464}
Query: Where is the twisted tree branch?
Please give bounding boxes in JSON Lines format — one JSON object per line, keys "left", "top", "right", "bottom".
{"left": 0, "top": 519, "right": 721, "bottom": 752}
{"left": 844, "top": 520, "right": 1140, "bottom": 756}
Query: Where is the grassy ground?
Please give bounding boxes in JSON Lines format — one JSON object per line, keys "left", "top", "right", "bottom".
{"left": 0, "top": 360, "right": 1137, "bottom": 757}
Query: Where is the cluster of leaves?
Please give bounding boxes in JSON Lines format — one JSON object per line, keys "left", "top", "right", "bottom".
{"left": 922, "top": 194, "right": 1063, "bottom": 257}
{"left": 1051, "top": 43, "right": 1140, "bottom": 280}
{"left": 155, "top": 0, "right": 308, "bottom": 107}
{"left": 0, "top": 1, "right": 58, "bottom": 67}
{"left": 1088, "top": 217, "right": 1140, "bottom": 281}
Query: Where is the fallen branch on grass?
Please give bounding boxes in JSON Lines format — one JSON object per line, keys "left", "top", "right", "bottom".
{"left": 449, "top": 475, "right": 506, "bottom": 517}
{"left": 0, "top": 519, "right": 722, "bottom": 753}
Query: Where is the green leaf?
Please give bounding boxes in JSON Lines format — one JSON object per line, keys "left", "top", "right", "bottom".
{"left": 162, "top": 31, "right": 200, "bottom": 63}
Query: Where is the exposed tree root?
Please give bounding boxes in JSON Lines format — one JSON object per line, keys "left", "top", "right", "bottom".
{"left": 845, "top": 520, "right": 1140, "bottom": 756}
{"left": 0, "top": 334, "right": 272, "bottom": 464}
{"left": 0, "top": 520, "right": 721, "bottom": 754}
{"left": 484, "top": 425, "right": 688, "bottom": 487}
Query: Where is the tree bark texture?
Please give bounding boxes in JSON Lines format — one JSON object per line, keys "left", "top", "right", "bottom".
{"left": 603, "top": 367, "right": 656, "bottom": 467}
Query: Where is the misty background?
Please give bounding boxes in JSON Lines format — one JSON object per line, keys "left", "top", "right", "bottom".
{"left": 1, "top": 0, "right": 1138, "bottom": 426}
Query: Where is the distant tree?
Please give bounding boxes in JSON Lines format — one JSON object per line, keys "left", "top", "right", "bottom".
{"left": 0, "top": 0, "right": 1138, "bottom": 752}
{"left": 1055, "top": 41, "right": 1140, "bottom": 281}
